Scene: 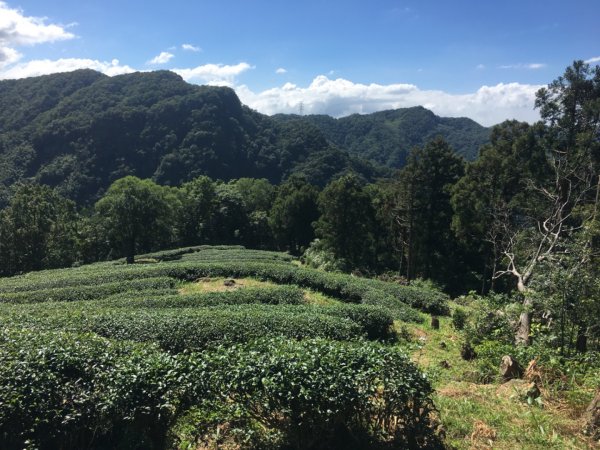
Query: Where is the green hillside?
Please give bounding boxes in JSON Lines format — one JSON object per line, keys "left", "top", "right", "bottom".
{"left": 1, "top": 245, "right": 595, "bottom": 449}
{"left": 0, "top": 245, "right": 445, "bottom": 449}
{"left": 0, "top": 70, "right": 384, "bottom": 206}
{"left": 0, "top": 70, "right": 491, "bottom": 208}
{"left": 274, "top": 107, "right": 490, "bottom": 167}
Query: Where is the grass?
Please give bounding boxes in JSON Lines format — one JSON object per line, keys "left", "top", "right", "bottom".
{"left": 178, "top": 277, "right": 277, "bottom": 294}
{"left": 180, "top": 276, "right": 341, "bottom": 308}
{"left": 303, "top": 288, "right": 338, "bottom": 306}
{"left": 402, "top": 303, "right": 596, "bottom": 449}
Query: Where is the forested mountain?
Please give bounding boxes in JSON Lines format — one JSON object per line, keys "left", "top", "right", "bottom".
{"left": 0, "top": 70, "right": 491, "bottom": 207}
{"left": 0, "top": 70, "right": 384, "bottom": 206}
{"left": 274, "top": 107, "right": 490, "bottom": 167}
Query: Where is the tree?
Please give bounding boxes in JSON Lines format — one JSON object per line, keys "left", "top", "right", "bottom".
{"left": 451, "top": 121, "right": 549, "bottom": 292}
{"left": 314, "top": 173, "right": 376, "bottom": 270}
{"left": 211, "top": 183, "right": 248, "bottom": 244}
{"left": 94, "top": 176, "right": 179, "bottom": 264}
{"left": 177, "top": 176, "right": 217, "bottom": 245}
{"left": 382, "top": 138, "right": 465, "bottom": 290}
{"left": 492, "top": 61, "right": 599, "bottom": 345}
{"left": 0, "top": 183, "right": 78, "bottom": 275}
{"left": 231, "top": 178, "right": 275, "bottom": 213}
{"left": 269, "top": 177, "right": 320, "bottom": 254}
{"left": 231, "top": 178, "right": 276, "bottom": 248}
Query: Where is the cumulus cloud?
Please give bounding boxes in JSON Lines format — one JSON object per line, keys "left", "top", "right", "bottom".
{"left": 0, "top": 45, "right": 21, "bottom": 68}
{"left": 499, "top": 63, "right": 546, "bottom": 70}
{"left": 275, "top": 67, "right": 287, "bottom": 74}
{"left": 0, "top": 1, "right": 74, "bottom": 68}
{"left": 173, "top": 62, "right": 252, "bottom": 86}
{"left": 0, "top": 57, "right": 135, "bottom": 79}
{"left": 235, "top": 75, "right": 542, "bottom": 126}
{"left": 148, "top": 51, "right": 174, "bottom": 65}
{"left": 584, "top": 56, "right": 600, "bottom": 64}
{"left": 0, "top": 2, "right": 75, "bottom": 47}
{"left": 181, "top": 43, "right": 201, "bottom": 52}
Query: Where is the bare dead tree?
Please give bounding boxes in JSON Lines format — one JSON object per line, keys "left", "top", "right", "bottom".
{"left": 493, "top": 150, "right": 597, "bottom": 345}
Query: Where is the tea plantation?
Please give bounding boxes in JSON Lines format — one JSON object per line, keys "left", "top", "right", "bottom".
{"left": 0, "top": 246, "right": 447, "bottom": 449}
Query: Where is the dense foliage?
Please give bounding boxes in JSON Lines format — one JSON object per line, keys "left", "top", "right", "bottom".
{"left": 273, "top": 106, "right": 490, "bottom": 167}
{"left": 0, "top": 246, "right": 442, "bottom": 449}
{"left": 0, "top": 70, "right": 393, "bottom": 207}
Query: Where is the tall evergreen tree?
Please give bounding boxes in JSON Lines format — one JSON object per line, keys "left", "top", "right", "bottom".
{"left": 386, "top": 138, "right": 465, "bottom": 290}
{"left": 177, "top": 176, "right": 217, "bottom": 245}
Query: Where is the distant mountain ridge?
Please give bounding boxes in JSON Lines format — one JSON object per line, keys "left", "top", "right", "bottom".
{"left": 273, "top": 107, "right": 490, "bottom": 167}
{"left": 0, "top": 70, "right": 490, "bottom": 206}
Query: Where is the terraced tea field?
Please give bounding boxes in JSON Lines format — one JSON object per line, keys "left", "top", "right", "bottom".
{"left": 0, "top": 246, "right": 447, "bottom": 449}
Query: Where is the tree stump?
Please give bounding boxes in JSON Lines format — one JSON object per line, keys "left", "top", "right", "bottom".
{"left": 583, "top": 391, "right": 600, "bottom": 440}
{"left": 439, "top": 360, "right": 451, "bottom": 369}
{"left": 431, "top": 316, "right": 440, "bottom": 330}
{"left": 461, "top": 342, "right": 476, "bottom": 360}
{"left": 499, "top": 355, "right": 523, "bottom": 381}
{"left": 223, "top": 279, "right": 236, "bottom": 287}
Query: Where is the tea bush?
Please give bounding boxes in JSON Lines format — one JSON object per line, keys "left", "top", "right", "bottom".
{"left": 0, "top": 328, "right": 198, "bottom": 450}
{"left": 0, "top": 277, "right": 176, "bottom": 304}
{"left": 197, "top": 337, "right": 439, "bottom": 449}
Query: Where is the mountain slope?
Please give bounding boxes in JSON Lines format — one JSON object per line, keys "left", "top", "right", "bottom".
{"left": 0, "top": 70, "right": 490, "bottom": 207}
{"left": 0, "top": 70, "right": 383, "bottom": 206}
{"left": 274, "top": 107, "right": 490, "bottom": 167}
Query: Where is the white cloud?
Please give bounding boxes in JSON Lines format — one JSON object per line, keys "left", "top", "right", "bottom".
{"left": 0, "top": 45, "right": 21, "bottom": 68}
{"left": 173, "top": 62, "right": 252, "bottom": 86}
{"left": 0, "top": 57, "right": 135, "bottom": 79}
{"left": 0, "top": 1, "right": 75, "bottom": 68}
{"left": 499, "top": 63, "right": 546, "bottom": 70}
{"left": 236, "top": 75, "right": 543, "bottom": 126}
{"left": 476, "top": 64, "right": 485, "bottom": 70}
{"left": 275, "top": 67, "right": 287, "bottom": 74}
{"left": 148, "top": 51, "right": 174, "bottom": 65}
{"left": 0, "top": 2, "right": 75, "bottom": 47}
{"left": 182, "top": 43, "right": 201, "bottom": 52}
{"left": 584, "top": 56, "right": 600, "bottom": 64}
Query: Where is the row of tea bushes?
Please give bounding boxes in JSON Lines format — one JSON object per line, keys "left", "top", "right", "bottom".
{"left": 197, "top": 337, "right": 438, "bottom": 449}
{"left": 0, "top": 302, "right": 395, "bottom": 351}
{"left": 0, "top": 328, "right": 436, "bottom": 450}
{"left": 0, "top": 277, "right": 176, "bottom": 304}
{"left": 0, "top": 328, "right": 195, "bottom": 450}
{"left": 100, "top": 285, "right": 307, "bottom": 308}
{"left": 0, "top": 245, "right": 447, "bottom": 317}
{"left": 89, "top": 308, "right": 364, "bottom": 352}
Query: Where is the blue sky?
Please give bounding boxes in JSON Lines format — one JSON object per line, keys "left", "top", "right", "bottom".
{"left": 1, "top": 0, "right": 598, "bottom": 125}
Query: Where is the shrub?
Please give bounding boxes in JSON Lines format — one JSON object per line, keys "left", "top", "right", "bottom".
{"left": 89, "top": 308, "right": 365, "bottom": 352}
{"left": 197, "top": 337, "right": 439, "bottom": 449}
{"left": 0, "top": 328, "right": 198, "bottom": 450}
{"left": 0, "top": 277, "right": 176, "bottom": 304}
{"left": 452, "top": 307, "right": 468, "bottom": 330}
{"left": 0, "top": 257, "right": 446, "bottom": 317}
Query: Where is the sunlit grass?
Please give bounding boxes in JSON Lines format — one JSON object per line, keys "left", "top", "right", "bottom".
{"left": 178, "top": 277, "right": 277, "bottom": 294}
{"left": 401, "top": 303, "right": 595, "bottom": 449}
{"left": 303, "top": 289, "right": 338, "bottom": 305}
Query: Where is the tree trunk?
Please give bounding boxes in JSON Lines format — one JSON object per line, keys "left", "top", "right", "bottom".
{"left": 126, "top": 235, "right": 136, "bottom": 265}
{"left": 576, "top": 326, "right": 588, "bottom": 353}
{"left": 515, "top": 279, "right": 532, "bottom": 346}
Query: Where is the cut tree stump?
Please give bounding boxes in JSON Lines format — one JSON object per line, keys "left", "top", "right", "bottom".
{"left": 583, "top": 391, "right": 600, "bottom": 440}
{"left": 461, "top": 342, "right": 476, "bottom": 360}
{"left": 500, "top": 355, "right": 523, "bottom": 381}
